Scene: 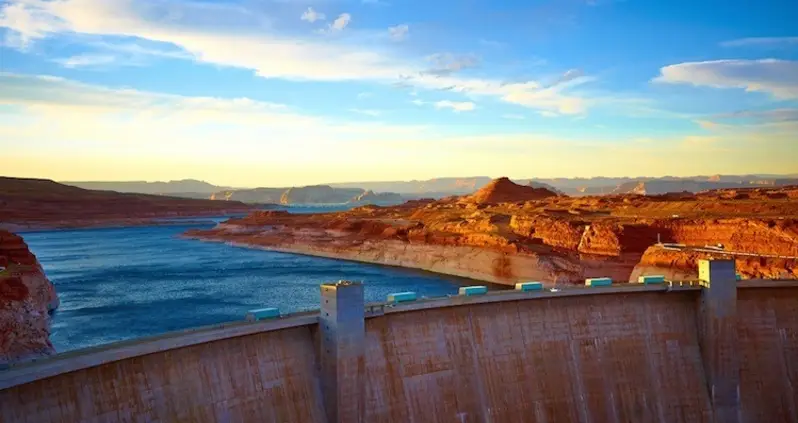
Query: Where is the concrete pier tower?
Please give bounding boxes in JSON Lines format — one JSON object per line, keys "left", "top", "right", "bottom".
{"left": 319, "top": 281, "right": 366, "bottom": 423}
{"left": 699, "top": 259, "right": 741, "bottom": 423}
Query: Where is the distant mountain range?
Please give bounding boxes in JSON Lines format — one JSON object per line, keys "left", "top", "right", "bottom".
{"left": 330, "top": 174, "right": 798, "bottom": 196}
{"left": 63, "top": 179, "right": 229, "bottom": 195}
{"left": 61, "top": 173, "right": 798, "bottom": 203}
{"left": 62, "top": 180, "right": 404, "bottom": 205}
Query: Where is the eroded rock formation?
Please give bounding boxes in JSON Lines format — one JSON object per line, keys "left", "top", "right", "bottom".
{"left": 0, "top": 231, "right": 58, "bottom": 366}
{"left": 187, "top": 179, "right": 798, "bottom": 285}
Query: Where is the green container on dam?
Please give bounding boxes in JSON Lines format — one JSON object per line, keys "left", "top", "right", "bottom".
{"left": 246, "top": 307, "right": 280, "bottom": 321}
{"left": 459, "top": 286, "right": 488, "bottom": 296}
{"left": 585, "top": 277, "right": 613, "bottom": 287}
{"left": 515, "top": 282, "right": 544, "bottom": 291}
{"left": 387, "top": 292, "right": 417, "bottom": 303}
{"left": 638, "top": 275, "right": 666, "bottom": 284}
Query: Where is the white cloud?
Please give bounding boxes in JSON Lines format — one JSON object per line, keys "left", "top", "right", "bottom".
{"left": 54, "top": 54, "right": 118, "bottom": 68}
{"left": 330, "top": 13, "right": 351, "bottom": 31}
{"left": 538, "top": 111, "right": 559, "bottom": 118}
{"left": 0, "top": 0, "right": 595, "bottom": 115}
{"left": 0, "top": 72, "right": 430, "bottom": 148}
{"left": 434, "top": 100, "right": 475, "bottom": 112}
{"left": 388, "top": 24, "right": 408, "bottom": 41}
{"left": 411, "top": 99, "right": 425, "bottom": 106}
{"left": 301, "top": 7, "right": 325, "bottom": 23}
{"left": 502, "top": 114, "right": 525, "bottom": 120}
{"left": 654, "top": 59, "right": 798, "bottom": 99}
{"left": 0, "top": 0, "right": 400, "bottom": 81}
{"left": 721, "top": 37, "right": 798, "bottom": 48}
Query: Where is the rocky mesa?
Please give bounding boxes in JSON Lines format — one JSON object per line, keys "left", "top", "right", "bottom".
{"left": 0, "top": 231, "right": 58, "bottom": 366}
{"left": 0, "top": 177, "right": 254, "bottom": 230}
{"left": 186, "top": 178, "right": 798, "bottom": 285}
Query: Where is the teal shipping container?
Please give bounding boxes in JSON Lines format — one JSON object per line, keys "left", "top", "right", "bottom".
{"left": 585, "top": 277, "right": 613, "bottom": 287}
{"left": 246, "top": 307, "right": 280, "bottom": 321}
{"left": 459, "top": 286, "right": 488, "bottom": 296}
{"left": 387, "top": 292, "right": 417, "bottom": 303}
{"left": 638, "top": 275, "right": 666, "bottom": 284}
{"left": 515, "top": 282, "right": 544, "bottom": 291}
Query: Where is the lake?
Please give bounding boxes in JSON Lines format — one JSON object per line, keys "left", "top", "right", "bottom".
{"left": 22, "top": 216, "right": 471, "bottom": 352}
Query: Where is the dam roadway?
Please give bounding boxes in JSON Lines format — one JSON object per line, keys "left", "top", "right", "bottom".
{"left": 1, "top": 260, "right": 797, "bottom": 422}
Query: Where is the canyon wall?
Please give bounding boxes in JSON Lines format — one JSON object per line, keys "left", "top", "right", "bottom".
{"left": 0, "top": 231, "right": 58, "bottom": 366}
{"left": 2, "top": 284, "right": 796, "bottom": 422}
{"left": 632, "top": 246, "right": 798, "bottom": 281}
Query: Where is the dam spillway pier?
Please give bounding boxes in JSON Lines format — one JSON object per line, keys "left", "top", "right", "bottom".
{"left": 1, "top": 260, "right": 797, "bottom": 422}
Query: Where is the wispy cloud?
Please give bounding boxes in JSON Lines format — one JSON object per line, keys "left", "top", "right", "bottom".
{"left": 0, "top": 0, "right": 599, "bottom": 115}
{"left": 388, "top": 24, "right": 408, "bottom": 41}
{"left": 330, "top": 13, "right": 351, "bottom": 31}
{"left": 710, "top": 108, "right": 798, "bottom": 123}
{"left": 422, "top": 53, "right": 480, "bottom": 77}
{"left": 434, "top": 100, "right": 476, "bottom": 112}
{"left": 502, "top": 114, "right": 526, "bottom": 120}
{"left": 301, "top": 7, "right": 325, "bottom": 23}
{"left": 720, "top": 37, "right": 798, "bottom": 48}
{"left": 654, "top": 59, "right": 798, "bottom": 99}
{"left": 54, "top": 54, "right": 118, "bottom": 69}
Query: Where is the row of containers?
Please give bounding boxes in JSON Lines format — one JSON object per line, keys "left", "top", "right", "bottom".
{"left": 245, "top": 274, "right": 673, "bottom": 321}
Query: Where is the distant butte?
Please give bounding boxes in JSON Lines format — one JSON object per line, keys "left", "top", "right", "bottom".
{"left": 463, "top": 177, "right": 560, "bottom": 204}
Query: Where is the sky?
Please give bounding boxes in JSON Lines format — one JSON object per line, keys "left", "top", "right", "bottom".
{"left": 0, "top": 0, "right": 797, "bottom": 187}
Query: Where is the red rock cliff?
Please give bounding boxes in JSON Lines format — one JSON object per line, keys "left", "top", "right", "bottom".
{"left": 0, "top": 231, "right": 58, "bottom": 366}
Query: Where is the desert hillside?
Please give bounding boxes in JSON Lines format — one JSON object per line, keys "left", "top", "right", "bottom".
{"left": 0, "top": 177, "right": 254, "bottom": 230}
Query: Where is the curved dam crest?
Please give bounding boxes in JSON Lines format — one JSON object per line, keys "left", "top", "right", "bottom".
{"left": 1, "top": 266, "right": 796, "bottom": 422}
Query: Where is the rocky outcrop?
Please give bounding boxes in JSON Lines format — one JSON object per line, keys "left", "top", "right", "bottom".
{"left": 186, "top": 184, "right": 798, "bottom": 286}
{"left": 464, "top": 177, "right": 560, "bottom": 204}
{"left": 632, "top": 246, "right": 798, "bottom": 281}
{"left": 349, "top": 190, "right": 404, "bottom": 205}
{"left": 280, "top": 186, "right": 363, "bottom": 204}
{"left": 1, "top": 231, "right": 58, "bottom": 366}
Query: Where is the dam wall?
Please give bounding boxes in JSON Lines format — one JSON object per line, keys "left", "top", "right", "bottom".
{"left": 2, "top": 263, "right": 797, "bottom": 422}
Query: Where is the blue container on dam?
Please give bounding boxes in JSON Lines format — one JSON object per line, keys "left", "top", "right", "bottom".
{"left": 459, "top": 286, "right": 488, "bottom": 296}
{"left": 515, "top": 282, "right": 544, "bottom": 291}
{"left": 585, "top": 277, "right": 613, "bottom": 287}
{"left": 638, "top": 275, "right": 666, "bottom": 284}
{"left": 246, "top": 307, "right": 280, "bottom": 321}
{"left": 387, "top": 292, "right": 417, "bottom": 303}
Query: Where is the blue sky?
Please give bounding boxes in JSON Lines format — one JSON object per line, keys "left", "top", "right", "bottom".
{"left": 0, "top": 0, "right": 796, "bottom": 186}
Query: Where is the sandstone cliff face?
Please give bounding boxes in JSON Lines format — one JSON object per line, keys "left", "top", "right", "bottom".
{"left": 631, "top": 246, "right": 798, "bottom": 281}
{"left": 186, "top": 181, "right": 798, "bottom": 286}
{"left": 0, "top": 231, "right": 58, "bottom": 366}
{"left": 280, "top": 186, "right": 364, "bottom": 205}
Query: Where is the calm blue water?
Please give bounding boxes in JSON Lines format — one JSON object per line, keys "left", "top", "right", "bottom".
{"left": 22, "top": 218, "right": 470, "bottom": 353}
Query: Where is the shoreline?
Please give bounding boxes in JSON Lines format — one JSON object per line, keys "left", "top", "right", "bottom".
{"left": 183, "top": 234, "right": 582, "bottom": 286}
{"left": 1, "top": 212, "right": 250, "bottom": 233}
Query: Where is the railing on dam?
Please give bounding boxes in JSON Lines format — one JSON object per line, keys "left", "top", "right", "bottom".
{"left": 1, "top": 260, "right": 797, "bottom": 423}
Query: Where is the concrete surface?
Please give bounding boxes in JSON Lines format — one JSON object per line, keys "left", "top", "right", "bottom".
{"left": 1, "top": 279, "right": 797, "bottom": 423}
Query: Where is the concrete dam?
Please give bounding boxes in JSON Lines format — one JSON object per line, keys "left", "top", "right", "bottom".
{"left": 1, "top": 259, "right": 797, "bottom": 422}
